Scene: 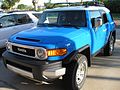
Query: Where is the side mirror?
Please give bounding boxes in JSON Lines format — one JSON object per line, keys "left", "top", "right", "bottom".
{"left": 0, "top": 23, "right": 3, "bottom": 28}
{"left": 94, "top": 18, "right": 102, "bottom": 27}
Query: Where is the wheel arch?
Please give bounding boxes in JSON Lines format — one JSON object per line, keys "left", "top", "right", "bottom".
{"left": 79, "top": 45, "right": 91, "bottom": 67}
{"left": 110, "top": 29, "right": 116, "bottom": 43}
{"left": 112, "top": 30, "right": 116, "bottom": 43}
{"left": 63, "top": 45, "right": 91, "bottom": 67}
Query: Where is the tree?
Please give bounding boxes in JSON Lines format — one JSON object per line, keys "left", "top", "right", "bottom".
{"left": 104, "top": 0, "right": 120, "bottom": 13}
{"left": 48, "top": 0, "right": 51, "bottom": 3}
{"left": 17, "top": 4, "right": 33, "bottom": 10}
{"left": 17, "top": 4, "right": 27, "bottom": 10}
{"left": 1, "top": 0, "right": 20, "bottom": 10}
{"left": 32, "top": 0, "right": 38, "bottom": 10}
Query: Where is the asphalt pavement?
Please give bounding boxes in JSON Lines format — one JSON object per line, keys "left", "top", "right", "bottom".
{"left": 0, "top": 28, "right": 120, "bottom": 90}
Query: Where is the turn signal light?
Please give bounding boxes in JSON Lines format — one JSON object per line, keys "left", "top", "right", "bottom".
{"left": 47, "top": 49, "right": 67, "bottom": 56}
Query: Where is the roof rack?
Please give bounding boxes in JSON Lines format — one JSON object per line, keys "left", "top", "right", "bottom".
{"left": 50, "top": 1, "right": 104, "bottom": 8}
{"left": 83, "top": 1, "right": 105, "bottom": 7}
{"left": 52, "top": 2, "right": 82, "bottom": 8}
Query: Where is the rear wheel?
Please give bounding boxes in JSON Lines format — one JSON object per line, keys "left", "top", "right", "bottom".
{"left": 103, "top": 36, "right": 114, "bottom": 56}
{"left": 63, "top": 54, "right": 88, "bottom": 90}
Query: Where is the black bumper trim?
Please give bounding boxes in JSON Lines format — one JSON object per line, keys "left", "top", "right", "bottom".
{"left": 2, "top": 51, "right": 62, "bottom": 81}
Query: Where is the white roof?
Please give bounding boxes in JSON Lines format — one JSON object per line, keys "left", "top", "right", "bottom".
{"left": 9, "top": 11, "right": 36, "bottom": 14}
{"left": 0, "top": 13, "right": 9, "bottom": 18}
{"left": 45, "top": 6, "right": 110, "bottom": 13}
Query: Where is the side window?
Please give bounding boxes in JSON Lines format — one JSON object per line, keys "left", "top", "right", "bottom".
{"left": 100, "top": 10, "right": 108, "bottom": 24}
{"left": 90, "top": 10, "right": 101, "bottom": 19}
{"left": 90, "top": 10, "right": 102, "bottom": 27}
{"left": 15, "top": 14, "right": 33, "bottom": 25}
{"left": 0, "top": 15, "right": 16, "bottom": 28}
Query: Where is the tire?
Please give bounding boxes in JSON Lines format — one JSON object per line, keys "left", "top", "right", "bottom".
{"left": 63, "top": 54, "right": 88, "bottom": 90}
{"left": 103, "top": 36, "right": 114, "bottom": 56}
{"left": 0, "top": 48, "right": 6, "bottom": 56}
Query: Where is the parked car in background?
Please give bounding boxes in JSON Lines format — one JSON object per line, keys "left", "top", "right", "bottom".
{"left": 0, "top": 11, "right": 39, "bottom": 51}
{"left": 0, "top": 9, "right": 4, "bottom": 13}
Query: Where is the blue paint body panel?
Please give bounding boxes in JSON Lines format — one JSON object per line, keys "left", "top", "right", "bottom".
{"left": 8, "top": 8, "right": 115, "bottom": 61}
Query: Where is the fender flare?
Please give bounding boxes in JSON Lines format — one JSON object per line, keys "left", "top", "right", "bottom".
{"left": 63, "top": 44, "right": 91, "bottom": 66}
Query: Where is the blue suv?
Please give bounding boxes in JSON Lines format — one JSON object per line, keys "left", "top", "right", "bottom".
{"left": 3, "top": 4, "right": 116, "bottom": 90}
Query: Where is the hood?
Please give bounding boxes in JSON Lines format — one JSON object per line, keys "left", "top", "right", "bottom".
{"left": 9, "top": 27, "right": 89, "bottom": 48}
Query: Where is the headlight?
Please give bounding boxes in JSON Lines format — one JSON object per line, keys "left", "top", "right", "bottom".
{"left": 6, "top": 42, "right": 11, "bottom": 50}
{"left": 36, "top": 48, "right": 47, "bottom": 60}
{"left": 47, "top": 48, "right": 67, "bottom": 56}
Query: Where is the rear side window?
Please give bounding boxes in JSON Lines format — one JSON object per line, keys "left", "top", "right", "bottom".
{"left": 90, "top": 10, "right": 101, "bottom": 19}
{"left": 90, "top": 10, "right": 101, "bottom": 27}
{"left": 15, "top": 14, "right": 33, "bottom": 25}
{"left": 100, "top": 10, "right": 108, "bottom": 24}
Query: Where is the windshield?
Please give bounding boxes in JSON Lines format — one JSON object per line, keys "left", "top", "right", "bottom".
{"left": 38, "top": 10, "right": 86, "bottom": 28}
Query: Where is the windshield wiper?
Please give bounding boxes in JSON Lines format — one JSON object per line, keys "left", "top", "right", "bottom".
{"left": 47, "top": 24, "right": 61, "bottom": 27}
{"left": 61, "top": 24, "right": 80, "bottom": 29}
{"left": 37, "top": 23, "right": 48, "bottom": 27}
{"left": 38, "top": 23, "right": 61, "bottom": 27}
{"left": 38, "top": 23, "right": 80, "bottom": 29}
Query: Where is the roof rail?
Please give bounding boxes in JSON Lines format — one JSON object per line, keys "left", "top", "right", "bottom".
{"left": 52, "top": 2, "right": 82, "bottom": 8}
{"left": 49, "top": 1, "right": 104, "bottom": 9}
{"left": 7, "top": 10, "right": 36, "bottom": 13}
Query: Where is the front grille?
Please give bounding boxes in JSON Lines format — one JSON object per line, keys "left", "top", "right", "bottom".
{"left": 12, "top": 45, "right": 35, "bottom": 57}
{"left": 6, "top": 60, "right": 32, "bottom": 72}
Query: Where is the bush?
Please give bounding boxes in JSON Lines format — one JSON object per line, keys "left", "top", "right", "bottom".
{"left": 104, "top": 0, "right": 120, "bottom": 13}
{"left": 17, "top": 4, "right": 33, "bottom": 10}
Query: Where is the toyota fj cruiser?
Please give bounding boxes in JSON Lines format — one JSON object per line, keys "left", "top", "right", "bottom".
{"left": 2, "top": 2, "right": 116, "bottom": 90}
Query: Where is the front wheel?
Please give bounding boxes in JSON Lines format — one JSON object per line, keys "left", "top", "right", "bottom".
{"left": 63, "top": 54, "right": 88, "bottom": 90}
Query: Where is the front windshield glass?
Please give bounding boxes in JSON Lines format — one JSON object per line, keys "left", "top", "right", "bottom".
{"left": 38, "top": 10, "right": 86, "bottom": 27}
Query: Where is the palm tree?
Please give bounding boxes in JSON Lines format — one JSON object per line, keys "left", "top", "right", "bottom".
{"left": 32, "top": 0, "right": 38, "bottom": 10}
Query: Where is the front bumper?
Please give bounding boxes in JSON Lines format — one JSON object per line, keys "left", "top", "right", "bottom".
{"left": 2, "top": 51, "right": 66, "bottom": 81}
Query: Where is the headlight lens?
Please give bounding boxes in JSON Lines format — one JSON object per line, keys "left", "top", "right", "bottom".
{"left": 36, "top": 48, "right": 47, "bottom": 59}
{"left": 6, "top": 42, "right": 11, "bottom": 50}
